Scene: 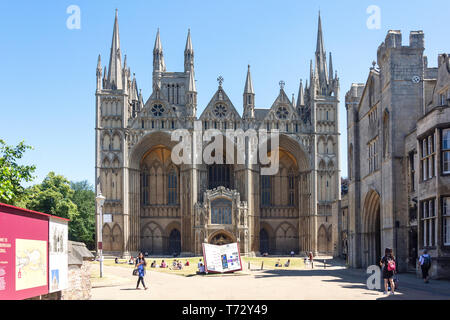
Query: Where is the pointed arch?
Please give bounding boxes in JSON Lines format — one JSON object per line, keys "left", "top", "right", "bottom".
{"left": 102, "top": 224, "right": 112, "bottom": 252}
{"left": 112, "top": 133, "right": 121, "bottom": 151}
{"left": 318, "top": 224, "right": 328, "bottom": 254}
{"left": 326, "top": 137, "right": 334, "bottom": 154}
{"left": 102, "top": 134, "right": 111, "bottom": 151}
{"left": 274, "top": 222, "right": 298, "bottom": 255}
{"left": 141, "top": 222, "right": 164, "bottom": 255}
{"left": 112, "top": 224, "right": 123, "bottom": 252}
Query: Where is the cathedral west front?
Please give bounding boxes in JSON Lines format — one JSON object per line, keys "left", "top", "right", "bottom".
{"left": 95, "top": 11, "right": 341, "bottom": 257}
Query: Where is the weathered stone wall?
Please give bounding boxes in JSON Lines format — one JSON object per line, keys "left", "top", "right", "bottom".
{"left": 61, "top": 261, "right": 92, "bottom": 300}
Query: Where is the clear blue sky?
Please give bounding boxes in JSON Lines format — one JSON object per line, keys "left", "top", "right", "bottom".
{"left": 0, "top": 0, "right": 449, "bottom": 186}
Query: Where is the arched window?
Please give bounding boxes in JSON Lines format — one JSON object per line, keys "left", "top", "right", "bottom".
{"left": 208, "top": 164, "right": 232, "bottom": 189}
{"left": 141, "top": 168, "right": 149, "bottom": 205}
{"left": 211, "top": 198, "right": 232, "bottom": 225}
{"left": 349, "top": 144, "right": 353, "bottom": 180}
{"left": 168, "top": 169, "right": 177, "bottom": 205}
{"left": 288, "top": 170, "right": 295, "bottom": 206}
{"left": 383, "top": 111, "right": 389, "bottom": 158}
{"left": 261, "top": 175, "right": 271, "bottom": 206}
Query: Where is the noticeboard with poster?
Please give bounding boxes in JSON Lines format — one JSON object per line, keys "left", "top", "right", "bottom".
{"left": 0, "top": 203, "right": 69, "bottom": 300}
{"left": 49, "top": 217, "right": 68, "bottom": 293}
{"left": 202, "top": 243, "right": 242, "bottom": 273}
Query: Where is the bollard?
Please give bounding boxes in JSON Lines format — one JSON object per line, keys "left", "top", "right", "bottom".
{"left": 324, "top": 259, "right": 326, "bottom": 269}
{"left": 248, "top": 262, "right": 250, "bottom": 271}
{"left": 261, "top": 261, "right": 264, "bottom": 270}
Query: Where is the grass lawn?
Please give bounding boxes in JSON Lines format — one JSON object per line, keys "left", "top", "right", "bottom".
{"left": 93, "top": 255, "right": 306, "bottom": 277}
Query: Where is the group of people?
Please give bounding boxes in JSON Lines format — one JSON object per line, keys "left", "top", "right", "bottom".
{"left": 275, "top": 259, "right": 291, "bottom": 268}
{"left": 126, "top": 247, "right": 433, "bottom": 293}
{"left": 379, "top": 248, "right": 432, "bottom": 295}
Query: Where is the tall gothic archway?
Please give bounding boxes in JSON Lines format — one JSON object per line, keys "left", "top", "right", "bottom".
{"left": 362, "top": 190, "right": 381, "bottom": 267}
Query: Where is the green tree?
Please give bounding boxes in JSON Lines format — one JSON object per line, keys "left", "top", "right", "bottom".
{"left": 70, "top": 180, "right": 96, "bottom": 249}
{"left": 25, "top": 172, "right": 79, "bottom": 235}
{"left": 0, "top": 139, "right": 36, "bottom": 204}
{"left": 22, "top": 173, "right": 96, "bottom": 249}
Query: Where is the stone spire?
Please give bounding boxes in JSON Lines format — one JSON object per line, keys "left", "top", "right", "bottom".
{"left": 297, "top": 79, "right": 304, "bottom": 107}
{"left": 187, "top": 67, "right": 196, "bottom": 92}
{"left": 329, "top": 52, "right": 334, "bottom": 81}
{"left": 184, "top": 29, "right": 194, "bottom": 73}
{"left": 107, "top": 9, "right": 123, "bottom": 90}
{"left": 315, "top": 11, "right": 328, "bottom": 88}
{"left": 243, "top": 65, "right": 255, "bottom": 119}
{"left": 153, "top": 28, "right": 166, "bottom": 72}
{"left": 185, "top": 69, "right": 197, "bottom": 118}
{"left": 291, "top": 94, "right": 296, "bottom": 107}
{"left": 96, "top": 54, "right": 102, "bottom": 91}
{"left": 244, "top": 64, "right": 255, "bottom": 94}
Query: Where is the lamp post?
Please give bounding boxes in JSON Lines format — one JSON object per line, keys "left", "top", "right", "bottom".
{"left": 96, "top": 192, "right": 106, "bottom": 278}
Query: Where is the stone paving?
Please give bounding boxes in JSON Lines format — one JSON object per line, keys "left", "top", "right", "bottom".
{"left": 90, "top": 261, "right": 450, "bottom": 300}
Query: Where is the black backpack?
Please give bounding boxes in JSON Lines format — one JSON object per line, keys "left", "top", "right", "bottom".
{"left": 423, "top": 255, "right": 431, "bottom": 268}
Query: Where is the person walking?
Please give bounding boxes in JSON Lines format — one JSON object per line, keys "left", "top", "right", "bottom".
{"left": 419, "top": 249, "right": 432, "bottom": 283}
{"left": 135, "top": 252, "right": 148, "bottom": 290}
{"left": 309, "top": 252, "right": 314, "bottom": 269}
{"left": 380, "top": 248, "right": 396, "bottom": 295}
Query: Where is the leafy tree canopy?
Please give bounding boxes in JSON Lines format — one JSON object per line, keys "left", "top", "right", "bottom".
{"left": 0, "top": 139, "right": 36, "bottom": 204}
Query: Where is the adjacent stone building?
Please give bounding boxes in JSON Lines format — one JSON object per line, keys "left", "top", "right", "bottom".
{"left": 95, "top": 11, "right": 341, "bottom": 257}
{"left": 345, "top": 30, "right": 450, "bottom": 278}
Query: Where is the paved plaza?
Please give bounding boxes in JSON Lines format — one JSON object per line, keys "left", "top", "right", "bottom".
{"left": 90, "top": 260, "right": 450, "bottom": 300}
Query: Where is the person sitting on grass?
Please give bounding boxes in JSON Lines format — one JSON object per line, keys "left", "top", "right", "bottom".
{"left": 284, "top": 260, "right": 291, "bottom": 267}
{"left": 185, "top": 260, "right": 190, "bottom": 267}
{"left": 160, "top": 260, "right": 167, "bottom": 268}
{"left": 172, "top": 260, "right": 177, "bottom": 268}
{"left": 128, "top": 257, "right": 135, "bottom": 265}
{"left": 150, "top": 260, "right": 156, "bottom": 268}
{"left": 275, "top": 259, "right": 282, "bottom": 267}
{"left": 177, "top": 261, "right": 183, "bottom": 270}
{"left": 197, "top": 263, "right": 206, "bottom": 275}
{"left": 115, "top": 257, "right": 119, "bottom": 264}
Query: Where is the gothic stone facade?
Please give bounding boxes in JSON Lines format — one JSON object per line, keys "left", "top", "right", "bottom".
{"left": 95, "top": 12, "right": 341, "bottom": 257}
{"left": 345, "top": 30, "right": 450, "bottom": 278}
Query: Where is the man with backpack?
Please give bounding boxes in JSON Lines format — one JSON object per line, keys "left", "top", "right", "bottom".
{"left": 380, "top": 248, "right": 396, "bottom": 295}
{"left": 419, "top": 249, "right": 432, "bottom": 283}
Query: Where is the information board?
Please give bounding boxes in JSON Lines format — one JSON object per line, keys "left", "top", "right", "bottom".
{"left": 0, "top": 206, "right": 49, "bottom": 300}
{"left": 49, "top": 218, "right": 68, "bottom": 293}
{"left": 202, "top": 243, "right": 242, "bottom": 273}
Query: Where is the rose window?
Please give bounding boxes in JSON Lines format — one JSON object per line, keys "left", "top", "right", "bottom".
{"left": 151, "top": 104, "right": 165, "bottom": 117}
{"left": 214, "top": 104, "right": 227, "bottom": 118}
{"left": 276, "top": 106, "right": 289, "bottom": 120}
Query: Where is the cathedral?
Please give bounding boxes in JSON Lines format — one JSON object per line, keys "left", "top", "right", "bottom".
{"left": 95, "top": 11, "right": 341, "bottom": 257}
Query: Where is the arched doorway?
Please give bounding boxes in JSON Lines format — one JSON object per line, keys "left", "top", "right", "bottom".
{"left": 260, "top": 229, "right": 269, "bottom": 254}
{"left": 168, "top": 229, "right": 181, "bottom": 255}
{"left": 209, "top": 231, "right": 235, "bottom": 245}
{"left": 362, "top": 190, "right": 381, "bottom": 267}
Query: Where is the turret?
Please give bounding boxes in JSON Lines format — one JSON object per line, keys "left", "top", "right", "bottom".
{"left": 184, "top": 29, "right": 194, "bottom": 73}
{"left": 96, "top": 54, "right": 102, "bottom": 91}
{"left": 153, "top": 29, "right": 166, "bottom": 73}
{"left": 185, "top": 68, "right": 197, "bottom": 118}
{"left": 243, "top": 65, "right": 255, "bottom": 119}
